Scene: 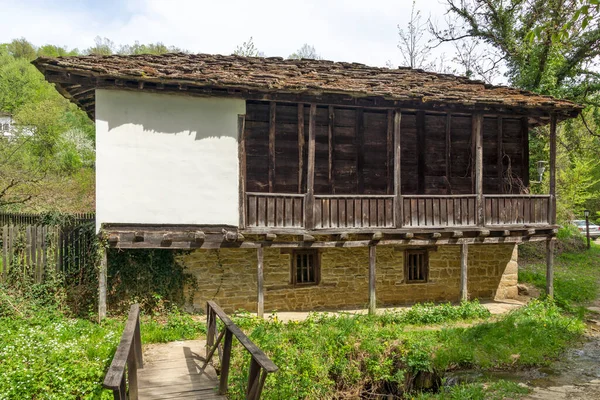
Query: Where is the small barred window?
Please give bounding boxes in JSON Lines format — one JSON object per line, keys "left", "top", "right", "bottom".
{"left": 291, "top": 250, "right": 320, "bottom": 285}
{"left": 405, "top": 249, "right": 429, "bottom": 283}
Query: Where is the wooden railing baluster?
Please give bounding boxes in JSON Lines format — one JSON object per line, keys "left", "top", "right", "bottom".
{"left": 205, "top": 301, "right": 278, "bottom": 399}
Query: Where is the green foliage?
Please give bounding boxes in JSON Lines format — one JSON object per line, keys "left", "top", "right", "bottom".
{"left": 107, "top": 249, "right": 195, "bottom": 314}
{"left": 520, "top": 243, "right": 600, "bottom": 305}
{"left": 233, "top": 37, "right": 264, "bottom": 57}
{"left": 416, "top": 379, "right": 530, "bottom": 400}
{"left": 224, "top": 300, "right": 580, "bottom": 399}
{"left": 0, "top": 285, "right": 206, "bottom": 400}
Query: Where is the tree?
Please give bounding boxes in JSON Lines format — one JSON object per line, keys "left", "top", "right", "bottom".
{"left": 288, "top": 44, "right": 321, "bottom": 60}
{"left": 6, "top": 38, "right": 36, "bottom": 60}
{"left": 233, "top": 37, "right": 264, "bottom": 57}
{"left": 397, "top": 0, "right": 432, "bottom": 69}
{"left": 118, "top": 41, "right": 184, "bottom": 55}
{"left": 85, "top": 36, "right": 115, "bottom": 55}
{"left": 433, "top": 0, "right": 600, "bottom": 101}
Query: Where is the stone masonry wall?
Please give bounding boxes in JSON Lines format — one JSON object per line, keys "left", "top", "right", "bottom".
{"left": 179, "top": 243, "right": 519, "bottom": 313}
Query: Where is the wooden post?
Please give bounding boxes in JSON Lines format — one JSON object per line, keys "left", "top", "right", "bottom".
{"left": 546, "top": 238, "right": 555, "bottom": 298}
{"left": 98, "top": 247, "right": 107, "bottom": 321}
{"left": 497, "top": 116, "right": 503, "bottom": 192}
{"left": 473, "top": 113, "right": 484, "bottom": 226}
{"left": 416, "top": 111, "right": 425, "bottom": 194}
{"left": 238, "top": 114, "right": 247, "bottom": 229}
{"left": 257, "top": 247, "right": 264, "bottom": 318}
{"left": 368, "top": 245, "right": 376, "bottom": 315}
{"left": 460, "top": 242, "right": 468, "bottom": 301}
{"left": 305, "top": 104, "right": 317, "bottom": 229}
{"left": 268, "top": 102, "right": 276, "bottom": 193}
{"left": 521, "top": 117, "right": 530, "bottom": 187}
{"left": 356, "top": 109, "right": 365, "bottom": 193}
{"left": 445, "top": 114, "right": 452, "bottom": 194}
{"left": 549, "top": 113, "right": 557, "bottom": 225}
{"left": 218, "top": 330, "right": 233, "bottom": 394}
{"left": 393, "top": 110, "right": 402, "bottom": 227}
{"left": 328, "top": 106, "right": 335, "bottom": 193}
{"left": 298, "top": 104, "right": 305, "bottom": 193}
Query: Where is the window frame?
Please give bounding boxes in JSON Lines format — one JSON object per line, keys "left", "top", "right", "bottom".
{"left": 404, "top": 249, "right": 429, "bottom": 284}
{"left": 290, "top": 249, "right": 321, "bottom": 286}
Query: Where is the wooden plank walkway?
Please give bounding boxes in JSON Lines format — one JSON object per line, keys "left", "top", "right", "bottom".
{"left": 138, "top": 339, "right": 227, "bottom": 400}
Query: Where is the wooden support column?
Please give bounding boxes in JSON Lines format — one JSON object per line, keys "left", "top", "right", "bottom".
{"left": 98, "top": 247, "right": 107, "bottom": 321}
{"left": 268, "top": 102, "right": 276, "bottom": 193}
{"left": 369, "top": 245, "right": 377, "bottom": 315}
{"left": 521, "top": 117, "right": 530, "bottom": 187}
{"left": 298, "top": 104, "right": 305, "bottom": 193}
{"left": 546, "top": 238, "right": 555, "bottom": 298}
{"left": 305, "top": 104, "right": 317, "bottom": 229}
{"left": 460, "top": 242, "right": 468, "bottom": 301}
{"left": 257, "top": 247, "right": 264, "bottom": 318}
{"left": 238, "top": 114, "right": 247, "bottom": 229}
{"left": 497, "top": 116, "right": 503, "bottom": 192}
{"left": 328, "top": 106, "right": 335, "bottom": 193}
{"left": 394, "top": 110, "right": 402, "bottom": 227}
{"left": 387, "top": 110, "right": 394, "bottom": 195}
{"left": 416, "top": 111, "right": 425, "bottom": 194}
{"left": 473, "top": 113, "right": 484, "bottom": 226}
{"left": 445, "top": 114, "right": 451, "bottom": 194}
{"left": 549, "top": 113, "right": 557, "bottom": 225}
{"left": 356, "top": 109, "right": 365, "bottom": 193}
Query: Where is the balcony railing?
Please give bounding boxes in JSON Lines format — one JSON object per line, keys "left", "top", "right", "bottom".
{"left": 484, "top": 195, "right": 551, "bottom": 226}
{"left": 245, "top": 193, "right": 553, "bottom": 230}
{"left": 314, "top": 195, "right": 395, "bottom": 229}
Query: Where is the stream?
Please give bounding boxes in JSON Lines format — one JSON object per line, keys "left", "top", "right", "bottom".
{"left": 444, "top": 323, "right": 600, "bottom": 398}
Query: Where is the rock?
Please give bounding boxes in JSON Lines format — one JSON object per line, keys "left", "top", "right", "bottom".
{"left": 518, "top": 284, "right": 529, "bottom": 295}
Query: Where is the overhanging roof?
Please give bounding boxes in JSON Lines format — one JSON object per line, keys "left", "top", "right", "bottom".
{"left": 32, "top": 53, "right": 583, "bottom": 123}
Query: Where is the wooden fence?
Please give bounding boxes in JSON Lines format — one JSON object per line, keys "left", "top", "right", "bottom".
{"left": 0, "top": 212, "right": 96, "bottom": 283}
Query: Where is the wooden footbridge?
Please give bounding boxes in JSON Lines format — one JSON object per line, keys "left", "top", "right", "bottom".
{"left": 102, "top": 302, "right": 278, "bottom": 399}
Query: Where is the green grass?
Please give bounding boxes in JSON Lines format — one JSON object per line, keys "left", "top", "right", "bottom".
{"left": 416, "top": 380, "right": 530, "bottom": 400}
{"left": 223, "top": 300, "right": 584, "bottom": 399}
{"left": 519, "top": 243, "right": 600, "bottom": 305}
{"left": 0, "top": 285, "right": 207, "bottom": 400}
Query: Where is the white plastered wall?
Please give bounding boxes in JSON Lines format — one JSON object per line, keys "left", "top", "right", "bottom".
{"left": 95, "top": 89, "right": 245, "bottom": 231}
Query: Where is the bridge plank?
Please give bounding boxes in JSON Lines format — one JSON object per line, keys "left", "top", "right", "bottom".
{"left": 137, "top": 339, "right": 227, "bottom": 400}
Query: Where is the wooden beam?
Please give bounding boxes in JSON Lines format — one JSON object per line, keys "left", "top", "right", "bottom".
{"left": 521, "top": 117, "right": 530, "bottom": 187}
{"left": 497, "top": 116, "right": 504, "bottom": 193}
{"left": 238, "top": 114, "right": 247, "bottom": 229}
{"left": 265, "top": 233, "right": 277, "bottom": 241}
{"left": 387, "top": 110, "right": 394, "bottom": 195}
{"left": 460, "top": 243, "right": 468, "bottom": 301}
{"left": 357, "top": 109, "right": 365, "bottom": 193}
{"left": 328, "top": 106, "right": 335, "bottom": 193}
{"left": 546, "top": 238, "right": 555, "bottom": 298}
{"left": 268, "top": 102, "right": 276, "bottom": 193}
{"left": 257, "top": 247, "right": 264, "bottom": 318}
{"left": 298, "top": 104, "right": 305, "bottom": 193}
{"left": 369, "top": 245, "right": 376, "bottom": 315}
{"left": 417, "top": 111, "right": 426, "bottom": 194}
{"left": 98, "top": 248, "right": 107, "bottom": 321}
{"left": 302, "top": 234, "right": 315, "bottom": 242}
{"left": 446, "top": 114, "right": 452, "bottom": 194}
{"left": 306, "top": 104, "right": 317, "bottom": 229}
{"left": 549, "top": 113, "right": 557, "bottom": 225}
{"left": 473, "top": 113, "right": 484, "bottom": 226}
{"left": 394, "top": 110, "right": 402, "bottom": 228}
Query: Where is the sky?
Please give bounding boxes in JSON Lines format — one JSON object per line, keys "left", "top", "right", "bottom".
{"left": 0, "top": 0, "right": 455, "bottom": 68}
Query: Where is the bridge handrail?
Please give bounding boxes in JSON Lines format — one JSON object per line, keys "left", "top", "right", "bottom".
{"left": 103, "top": 304, "right": 143, "bottom": 400}
{"left": 206, "top": 300, "right": 278, "bottom": 399}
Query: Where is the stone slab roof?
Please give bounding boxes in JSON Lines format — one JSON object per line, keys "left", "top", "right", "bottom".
{"left": 33, "top": 53, "right": 582, "bottom": 121}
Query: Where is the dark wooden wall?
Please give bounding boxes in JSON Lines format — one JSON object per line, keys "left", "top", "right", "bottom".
{"left": 244, "top": 101, "right": 529, "bottom": 195}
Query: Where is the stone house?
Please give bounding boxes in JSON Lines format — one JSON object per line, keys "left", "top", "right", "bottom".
{"left": 33, "top": 54, "right": 582, "bottom": 316}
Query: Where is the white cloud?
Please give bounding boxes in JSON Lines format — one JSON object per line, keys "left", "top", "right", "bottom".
{"left": 0, "top": 0, "right": 455, "bottom": 68}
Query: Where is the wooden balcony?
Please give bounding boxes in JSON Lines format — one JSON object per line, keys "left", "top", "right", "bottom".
{"left": 244, "top": 193, "right": 553, "bottom": 231}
